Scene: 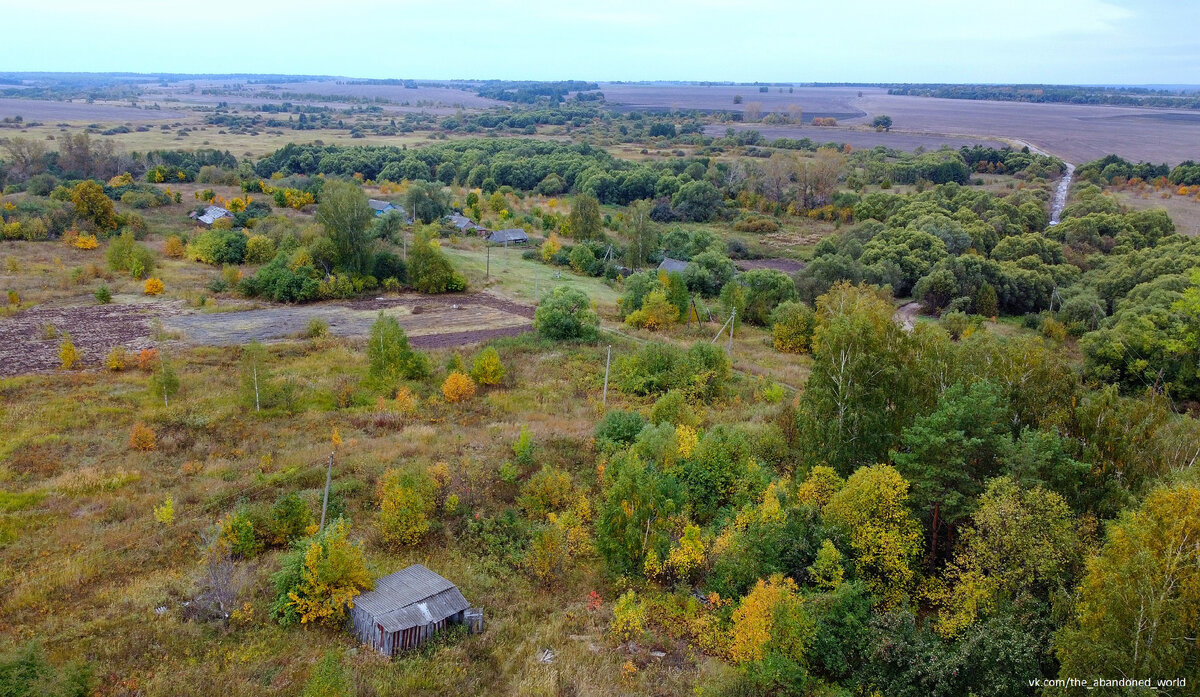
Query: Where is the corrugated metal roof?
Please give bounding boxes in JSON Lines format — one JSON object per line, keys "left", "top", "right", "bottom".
{"left": 368, "top": 199, "right": 394, "bottom": 211}
{"left": 198, "top": 205, "right": 232, "bottom": 225}
{"left": 447, "top": 214, "right": 481, "bottom": 230}
{"left": 658, "top": 257, "right": 689, "bottom": 273}
{"left": 353, "top": 565, "right": 470, "bottom": 631}
{"left": 489, "top": 228, "right": 528, "bottom": 243}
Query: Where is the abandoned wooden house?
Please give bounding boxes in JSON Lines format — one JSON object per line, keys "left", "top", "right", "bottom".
{"left": 349, "top": 564, "right": 480, "bottom": 656}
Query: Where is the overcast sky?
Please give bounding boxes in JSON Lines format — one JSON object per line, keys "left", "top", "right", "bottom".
{"left": 3, "top": 0, "right": 1197, "bottom": 85}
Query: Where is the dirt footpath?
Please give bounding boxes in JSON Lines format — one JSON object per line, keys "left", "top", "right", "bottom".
{"left": 0, "top": 293, "right": 534, "bottom": 377}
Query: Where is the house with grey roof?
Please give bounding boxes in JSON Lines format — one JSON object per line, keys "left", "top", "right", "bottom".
{"left": 488, "top": 228, "right": 529, "bottom": 245}
{"left": 369, "top": 199, "right": 411, "bottom": 221}
{"left": 446, "top": 213, "right": 484, "bottom": 234}
{"left": 349, "top": 564, "right": 479, "bottom": 656}
{"left": 191, "top": 205, "right": 233, "bottom": 226}
{"left": 657, "top": 257, "right": 689, "bottom": 273}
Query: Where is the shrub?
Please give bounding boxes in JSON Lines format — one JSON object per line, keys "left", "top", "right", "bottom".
{"left": 615, "top": 341, "right": 730, "bottom": 401}
{"left": 58, "top": 338, "right": 81, "bottom": 370}
{"left": 519, "top": 466, "right": 574, "bottom": 518}
{"left": 104, "top": 346, "right": 128, "bottom": 371}
{"left": 153, "top": 495, "right": 175, "bottom": 525}
{"left": 127, "top": 422, "right": 157, "bottom": 451}
{"left": 513, "top": 426, "right": 535, "bottom": 465}
{"left": 610, "top": 591, "right": 645, "bottom": 641}
{"left": 244, "top": 234, "right": 276, "bottom": 264}
{"left": 269, "top": 493, "right": 311, "bottom": 546}
{"left": 163, "top": 235, "right": 186, "bottom": 258}
{"left": 377, "top": 470, "right": 434, "bottom": 547}
{"left": 733, "top": 216, "right": 780, "bottom": 233}
{"left": 305, "top": 317, "right": 329, "bottom": 339}
{"left": 217, "top": 508, "right": 263, "bottom": 559}
{"left": 568, "top": 244, "right": 597, "bottom": 274}
{"left": 624, "top": 289, "right": 677, "bottom": 331}
{"left": 770, "top": 301, "right": 815, "bottom": 353}
{"left": 650, "top": 389, "right": 698, "bottom": 427}
{"left": 73, "top": 233, "right": 99, "bottom": 250}
{"left": 470, "top": 347, "right": 506, "bottom": 386}
{"left": 595, "top": 409, "right": 646, "bottom": 450}
{"left": 367, "top": 313, "right": 430, "bottom": 390}
{"left": 105, "top": 231, "right": 155, "bottom": 278}
{"left": 93, "top": 284, "right": 112, "bottom": 304}
{"left": 442, "top": 371, "right": 477, "bottom": 403}
{"left": 137, "top": 348, "right": 159, "bottom": 372}
{"left": 143, "top": 277, "right": 165, "bottom": 295}
{"left": 534, "top": 286, "right": 599, "bottom": 341}
{"left": 188, "top": 228, "right": 247, "bottom": 265}
{"left": 0, "top": 642, "right": 93, "bottom": 697}
{"left": 271, "top": 518, "right": 372, "bottom": 626}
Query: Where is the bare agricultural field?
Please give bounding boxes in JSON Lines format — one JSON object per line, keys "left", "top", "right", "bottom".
{"left": 0, "top": 292, "right": 534, "bottom": 376}
{"left": 1113, "top": 189, "right": 1200, "bottom": 236}
{"left": 848, "top": 93, "right": 1200, "bottom": 165}
{"left": 600, "top": 83, "right": 875, "bottom": 119}
{"left": 0, "top": 97, "right": 186, "bottom": 122}
{"left": 144, "top": 80, "right": 505, "bottom": 114}
{"left": 703, "top": 123, "right": 996, "bottom": 152}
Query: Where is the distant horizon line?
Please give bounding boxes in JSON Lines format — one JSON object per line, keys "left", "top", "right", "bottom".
{"left": 2, "top": 72, "right": 1199, "bottom": 91}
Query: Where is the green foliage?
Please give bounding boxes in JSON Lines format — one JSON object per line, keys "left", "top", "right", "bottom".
{"left": 533, "top": 286, "right": 599, "bottom": 341}
{"left": 770, "top": 300, "right": 815, "bottom": 353}
{"left": 301, "top": 651, "right": 352, "bottom": 697}
{"left": 366, "top": 313, "right": 430, "bottom": 391}
{"left": 270, "top": 492, "right": 312, "bottom": 547}
{"left": 70, "top": 180, "right": 117, "bottom": 231}
{"left": 403, "top": 180, "right": 450, "bottom": 224}
{"left": 470, "top": 346, "right": 506, "bottom": 386}
{"left": 0, "top": 643, "right": 91, "bottom": 697}
{"left": 567, "top": 193, "right": 602, "bottom": 240}
{"left": 408, "top": 228, "right": 466, "bottom": 293}
{"left": 239, "top": 252, "right": 320, "bottom": 303}
{"left": 377, "top": 469, "right": 435, "bottom": 547}
{"left": 105, "top": 231, "right": 155, "bottom": 279}
{"left": 595, "top": 452, "right": 681, "bottom": 575}
{"left": 649, "top": 389, "right": 698, "bottom": 427}
{"left": 93, "top": 284, "right": 111, "bottom": 304}
{"left": 739, "top": 269, "right": 799, "bottom": 325}
{"left": 316, "top": 179, "right": 374, "bottom": 274}
{"left": 1056, "top": 481, "right": 1200, "bottom": 683}
{"left": 890, "top": 380, "right": 1012, "bottom": 527}
{"left": 188, "top": 227, "right": 247, "bottom": 265}
{"left": 594, "top": 409, "right": 646, "bottom": 451}
{"left": 271, "top": 518, "right": 372, "bottom": 627}
{"left": 518, "top": 466, "right": 573, "bottom": 519}
{"left": 614, "top": 341, "right": 730, "bottom": 401}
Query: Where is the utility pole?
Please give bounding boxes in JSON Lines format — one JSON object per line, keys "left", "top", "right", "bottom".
{"left": 253, "top": 363, "right": 260, "bottom": 412}
{"left": 319, "top": 451, "right": 334, "bottom": 531}
{"left": 486, "top": 242, "right": 490, "bottom": 280}
{"left": 602, "top": 345, "right": 611, "bottom": 406}
{"left": 159, "top": 351, "right": 169, "bottom": 407}
{"left": 728, "top": 308, "right": 735, "bottom": 355}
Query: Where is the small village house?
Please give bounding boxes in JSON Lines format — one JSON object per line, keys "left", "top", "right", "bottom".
{"left": 657, "top": 257, "right": 688, "bottom": 273}
{"left": 190, "top": 205, "right": 233, "bottom": 226}
{"left": 349, "top": 564, "right": 481, "bottom": 656}
{"left": 487, "top": 228, "right": 529, "bottom": 245}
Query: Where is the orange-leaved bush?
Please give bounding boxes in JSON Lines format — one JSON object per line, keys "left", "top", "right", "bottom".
{"left": 442, "top": 371, "right": 476, "bottom": 403}
{"left": 144, "top": 277, "right": 165, "bottom": 296}
{"left": 129, "top": 422, "right": 157, "bottom": 451}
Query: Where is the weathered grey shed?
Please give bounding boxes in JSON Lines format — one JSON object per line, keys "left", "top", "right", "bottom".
{"left": 192, "top": 205, "right": 233, "bottom": 226}
{"left": 349, "top": 564, "right": 472, "bottom": 656}
{"left": 657, "top": 257, "right": 689, "bottom": 273}
{"left": 488, "top": 228, "right": 529, "bottom": 245}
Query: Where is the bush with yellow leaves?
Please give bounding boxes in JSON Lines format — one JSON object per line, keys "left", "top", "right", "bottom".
{"left": 163, "top": 235, "right": 186, "bottom": 259}
{"left": 144, "top": 277, "right": 165, "bottom": 296}
{"left": 58, "top": 338, "right": 81, "bottom": 370}
{"left": 441, "top": 371, "right": 476, "bottom": 403}
{"left": 271, "top": 518, "right": 372, "bottom": 626}
{"left": 73, "top": 233, "right": 99, "bottom": 250}
{"left": 105, "top": 346, "right": 129, "bottom": 371}
{"left": 624, "top": 289, "right": 678, "bottom": 331}
{"left": 728, "top": 575, "right": 814, "bottom": 665}
{"left": 377, "top": 469, "right": 434, "bottom": 547}
{"left": 609, "top": 590, "right": 646, "bottom": 642}
{"left": 470, "top": 346, "right": 506, "bottom": 386}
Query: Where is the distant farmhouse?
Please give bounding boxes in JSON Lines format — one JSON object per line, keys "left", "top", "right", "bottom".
{"left": 349, "top": 564, "right": 481, "bottom": 656}
{"left": 446, "top": 212, "right": 485, "bottom": 234}
{"left": 369, "top": 199, "right": 411, "bottom": 222}
{"left": 190, "top": 205, "right": 233, "bottom": 226}
{"left": 488, "top": 228, "right": 529, "bottom": 245}
{"left": 657, "top": 257, "right": 689, "bottom": 273}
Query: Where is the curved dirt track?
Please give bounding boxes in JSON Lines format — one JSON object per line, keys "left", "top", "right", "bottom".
{"left": 0, "top": 292, "right": 534, "bottom": 377}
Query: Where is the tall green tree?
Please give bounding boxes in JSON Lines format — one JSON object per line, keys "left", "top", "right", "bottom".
{"left": 624, "top": 198, "right": 658, "bottom": 271}
{"left": 595, "top": 452, "right": 682, "bottom": 575}
{"left": 1056, "top": 482, "right": 1200, "bottom": 684}
{"left": 799, "top": 283, "right": 916, "bottom": 473}
{"left": 403, "top": 180, "right": 450, "bottom": 224}
{"left": 567, "top": 193, "right": 602, "bottom": 240}
{"left": 316, "top": 179, "right": 374, "bottom": 273}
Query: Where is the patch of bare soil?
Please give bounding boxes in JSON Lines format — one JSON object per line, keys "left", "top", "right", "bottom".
{"left": 735, "top": 258, "right": 806, "bottom": 274}
{"left": 0, "top": 302, "right": 159, "bottom": 376}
